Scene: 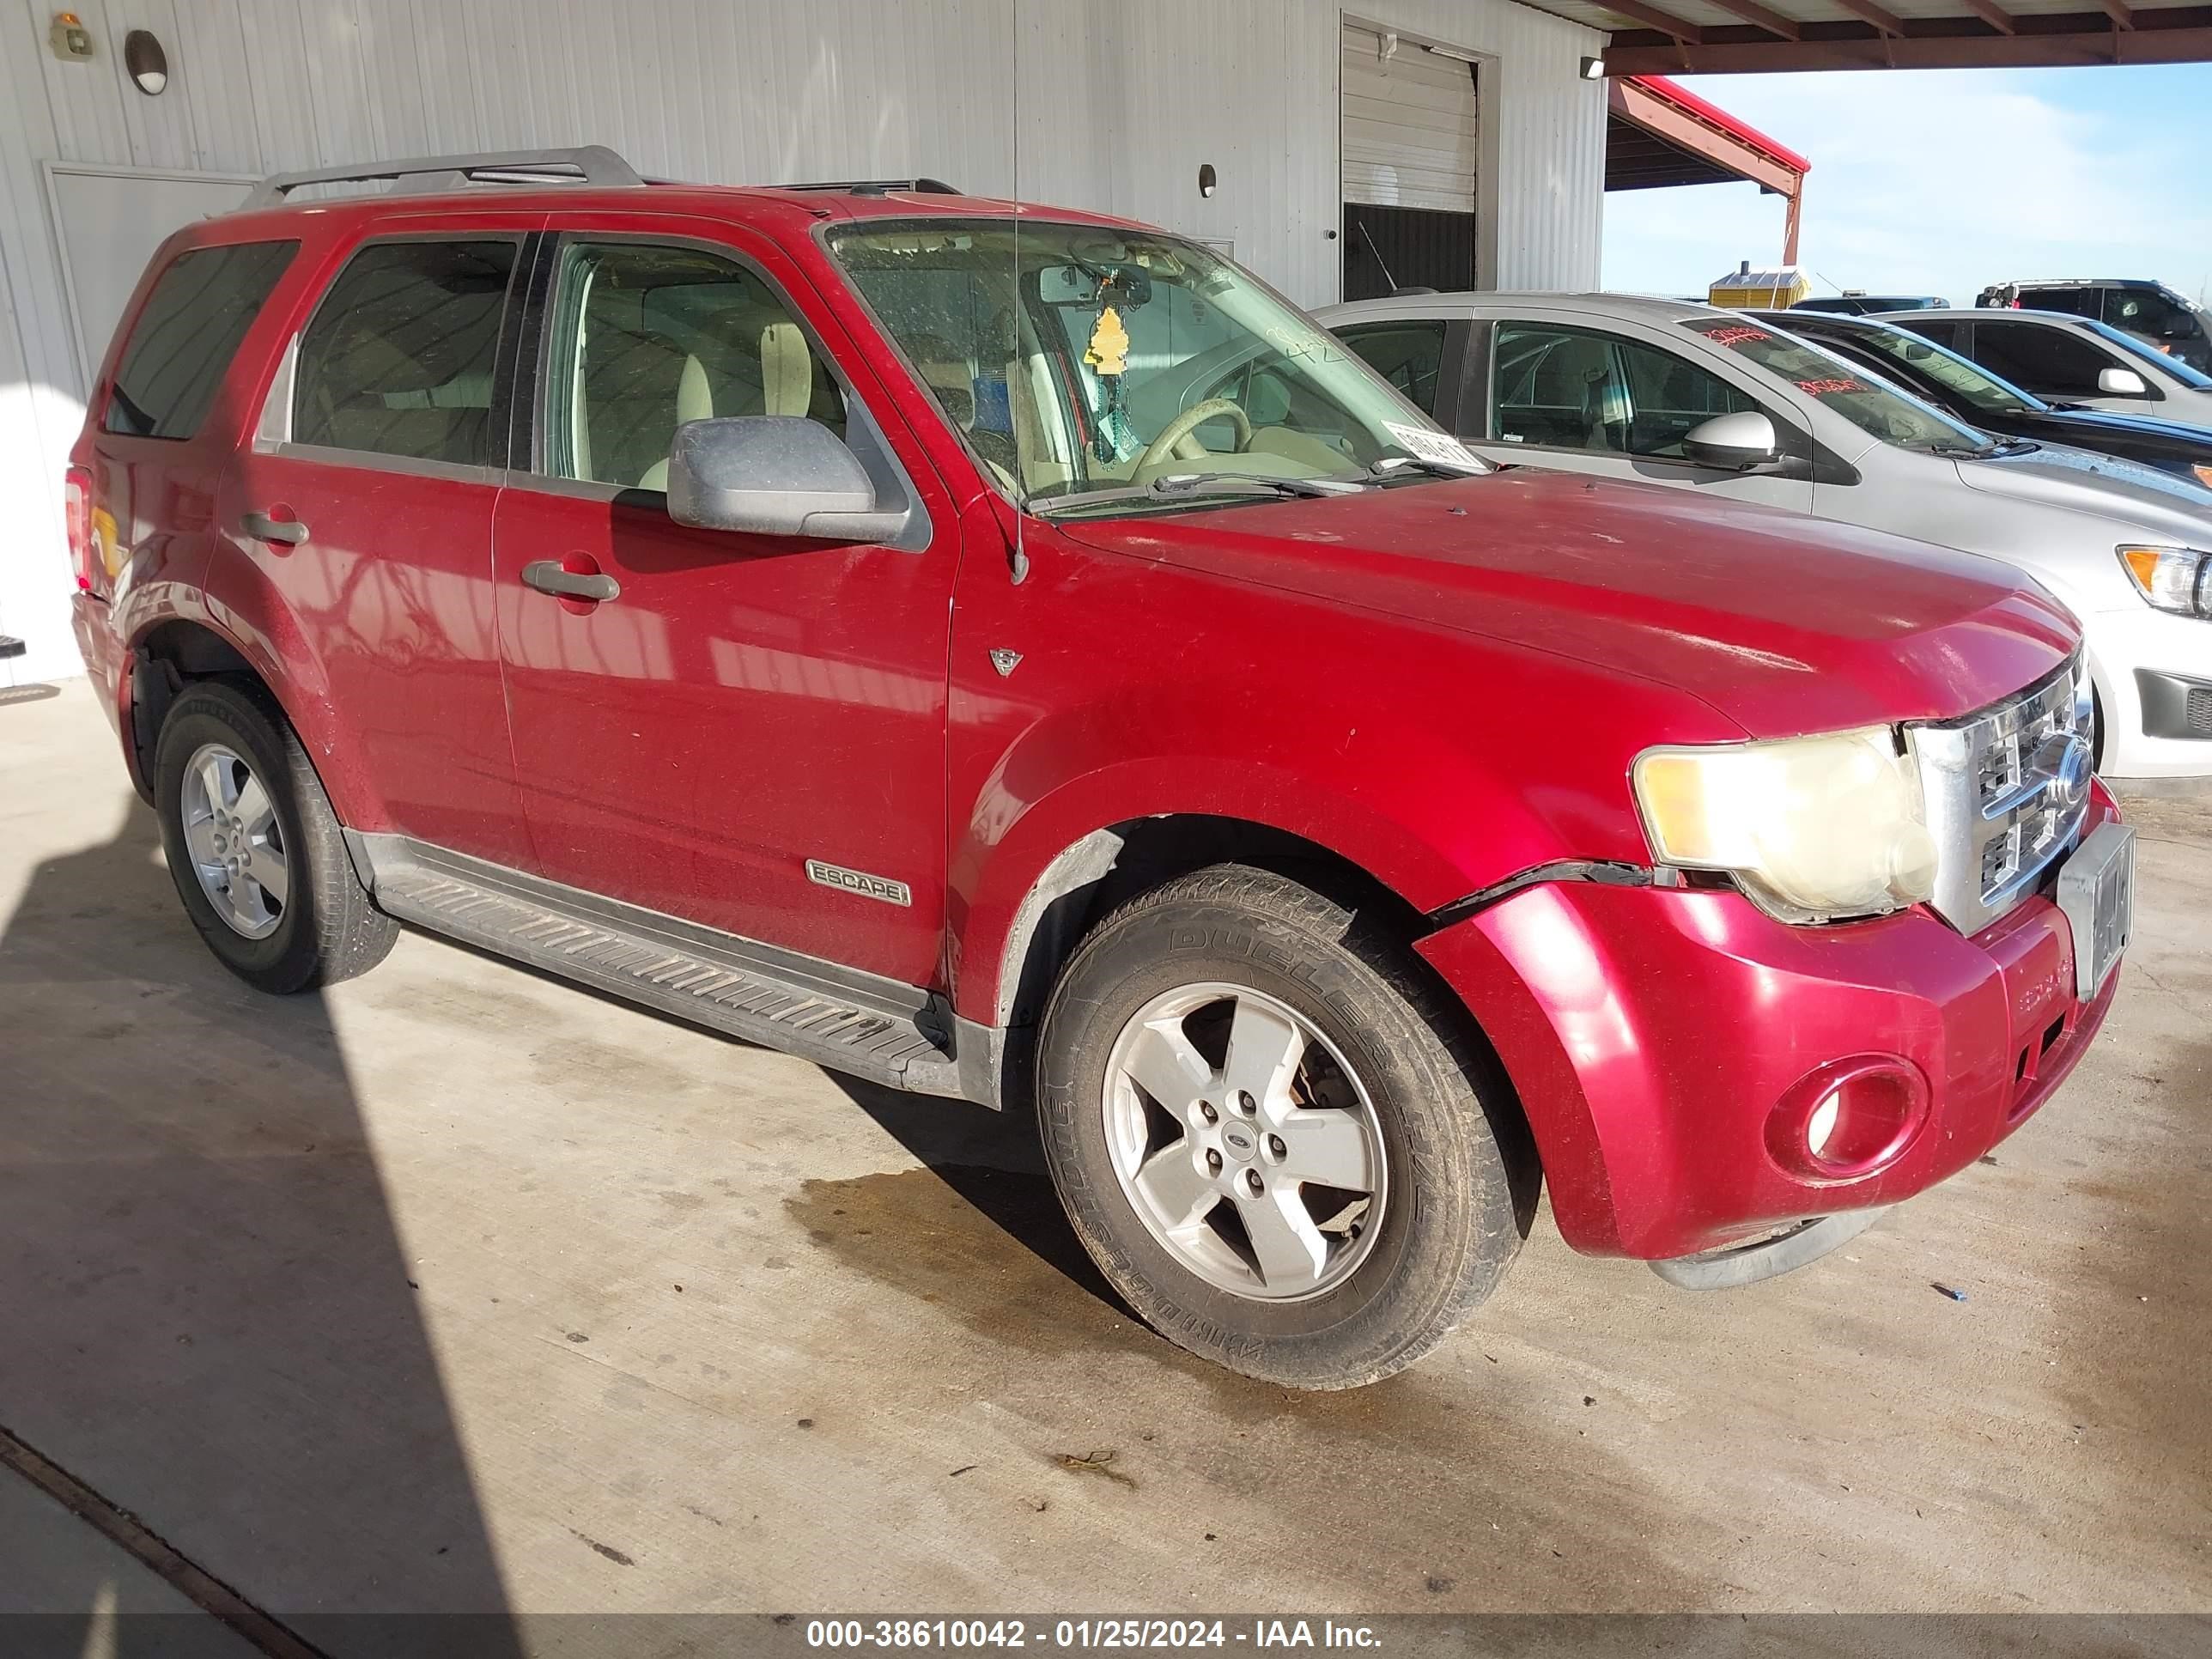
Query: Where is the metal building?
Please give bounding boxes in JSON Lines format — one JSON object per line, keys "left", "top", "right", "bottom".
{"left": 0, "top": 0, "right": 1613, "bottom": 686}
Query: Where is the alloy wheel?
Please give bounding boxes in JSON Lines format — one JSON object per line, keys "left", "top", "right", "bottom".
{"left": 179, "top": 742, "right": 289, "bottom": 940}
{"left": 1101, "top": 982, "right": 1387, "bottom": 1301}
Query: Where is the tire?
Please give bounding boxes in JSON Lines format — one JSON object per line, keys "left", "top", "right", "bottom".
{"left": 153, "top": 679, "right": 398, "bottom": 994}
{"left": 1036, "top": 863, "right": 1531, "bottom": 1389}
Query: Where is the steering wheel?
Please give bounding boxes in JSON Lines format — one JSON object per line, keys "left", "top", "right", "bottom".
{"left": 1136, "top": 398, "right": 1253, "bottom": 473}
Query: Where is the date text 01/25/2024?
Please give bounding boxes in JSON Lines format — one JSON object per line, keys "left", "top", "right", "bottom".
{"left": 802, "top": 1618, "right": 1382, "bottom": 1649}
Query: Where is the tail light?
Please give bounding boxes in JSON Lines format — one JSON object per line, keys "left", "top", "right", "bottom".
{"left": 64, "top": 465, "right": 95, "bottom": 592}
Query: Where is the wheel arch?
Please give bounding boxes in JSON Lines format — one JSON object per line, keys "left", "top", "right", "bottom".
{"left": 125, "top": 604, "right": 380, "bottom": 830}
{"left": 955, "top": 742, "right": 1592, "bottom": 1036}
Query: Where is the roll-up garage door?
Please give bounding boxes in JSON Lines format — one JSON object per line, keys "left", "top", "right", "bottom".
{"left": 1340, "top": 21, "right": 1479, "bottom": 301}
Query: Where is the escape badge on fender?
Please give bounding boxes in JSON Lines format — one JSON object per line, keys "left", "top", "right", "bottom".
{"left": 805, "top": 859, "right": 913, "bottom": 907}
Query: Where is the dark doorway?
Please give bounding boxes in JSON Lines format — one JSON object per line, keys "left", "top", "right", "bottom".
{"left": 1340, "top": 203, "right": 1475, "bottom": 301}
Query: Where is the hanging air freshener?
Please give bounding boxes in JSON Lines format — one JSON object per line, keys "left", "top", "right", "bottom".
{"left": 1085, "top": 289, "right": 1136, "bottom": 464}
{"left": 1085, "top": 304, "right": 1130, "bottom": 376}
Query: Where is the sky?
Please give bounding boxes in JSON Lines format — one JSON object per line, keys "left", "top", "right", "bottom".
{"left": 1601, "top": 64, "right": 2212, "bottom": 307}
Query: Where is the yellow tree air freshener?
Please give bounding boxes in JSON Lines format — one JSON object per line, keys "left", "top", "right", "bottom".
{"left": 1085, "top": 304, "right": 1130, "bottom": 377}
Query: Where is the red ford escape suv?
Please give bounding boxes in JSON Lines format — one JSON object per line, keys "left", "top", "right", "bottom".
{"left": 70, "top": 149, "right": 2134, "bottom": 1389}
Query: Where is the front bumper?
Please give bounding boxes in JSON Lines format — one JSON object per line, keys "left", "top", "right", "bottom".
{"left": 1417, "top": 790, "right": 2124, "bottom": 1261}
{"left": 2088, "top": 607, "right": 2212, "bottom": 781}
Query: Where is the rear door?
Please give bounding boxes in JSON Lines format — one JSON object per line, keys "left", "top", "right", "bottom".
{"left": 489, "top": 218, "right": 959, "bottom": 987}
{"left": 1465, "top": 316, "right": 1814, "bottom": 510}
{"left": 220, "top": 215, "right": 541, "bottom": 865}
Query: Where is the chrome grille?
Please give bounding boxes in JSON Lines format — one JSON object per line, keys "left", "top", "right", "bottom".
{"left": 1908, "top": 655, "right": 2095, "bottom": 936}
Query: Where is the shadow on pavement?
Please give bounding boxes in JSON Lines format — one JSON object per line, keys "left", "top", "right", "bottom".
{"left": 0, "top": 806, "right": 520, "bottom": 1657}
{"left": 823, "top": 1073, "right": 1129, "bottom": 1315}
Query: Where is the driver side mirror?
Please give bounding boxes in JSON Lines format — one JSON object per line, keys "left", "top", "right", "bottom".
{"left": 2097, "top": 367, "right": 2151, "bottom": 398}
{"left": 665, "top": 416, "right": 909, "bottom": 543}
{"left": 1681, "top": 410, "right": 1784, "bottom": 471}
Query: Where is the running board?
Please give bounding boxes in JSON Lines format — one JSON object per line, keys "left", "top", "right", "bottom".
{"left": 348, "top": 833, "right": 981, "bottom": 1100}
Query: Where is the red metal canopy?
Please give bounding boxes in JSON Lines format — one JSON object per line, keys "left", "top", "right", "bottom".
{"left": 1528, "top": 0, "right": 2212, "bottom": 76}
{"left": 1606, "top": 73, "right": 1812, "bottom": 260}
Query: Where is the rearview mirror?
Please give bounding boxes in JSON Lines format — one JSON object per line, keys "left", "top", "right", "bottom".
{"left": 2097, "top": 367, "right": 2151, "bottom": 398}
{"left": 665, "top": 416, "right": 907, "bottom": 543}
{"left": 1681, "top": 410, "right": 1783, "bottom": 471}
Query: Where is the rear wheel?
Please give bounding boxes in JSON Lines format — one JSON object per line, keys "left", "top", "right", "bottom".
{"left": 153, "top": 681, "right": 398, "bottom": 994}
{"left": 1036, "top": 864, "right": 1530, "bottom": 1389}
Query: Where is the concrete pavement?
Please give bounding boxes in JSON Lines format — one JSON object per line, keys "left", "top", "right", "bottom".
{"left": 2, "top": 677, "right": 2206, "bottom": 1640}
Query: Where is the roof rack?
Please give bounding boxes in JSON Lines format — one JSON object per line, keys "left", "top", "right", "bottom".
{"left": 774, "top": 178, "right": 961, "bottom": 197}
{"left": 242, "top": 145, "right": 645, "bottom": 210}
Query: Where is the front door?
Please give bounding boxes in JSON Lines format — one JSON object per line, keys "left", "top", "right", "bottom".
{"left": 1464, "top": 319, "right": 1815, "bottom": 512}
{"left": 222, "top": 225, "right": 537, "bottom": 866}
{"left": 491, "top": 226, "right": 957, "bottom": 987}
{"left": 1969, "top": 319, "right": 2157, "bottom": 415}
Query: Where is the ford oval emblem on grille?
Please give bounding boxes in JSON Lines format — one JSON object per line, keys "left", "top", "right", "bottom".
{"left": 2033, "top": 732, "right": 2093, "bottom": 812}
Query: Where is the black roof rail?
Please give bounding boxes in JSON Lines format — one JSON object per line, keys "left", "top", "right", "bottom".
{"left": 773, "top": 178, "right": 962, "bottom": 197}
{"left": 242, "top": 146, "right": 645, "bottom": 210}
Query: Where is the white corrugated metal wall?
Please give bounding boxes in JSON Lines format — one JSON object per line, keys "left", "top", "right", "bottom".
{"left": 0, "top": 0, "right": 1605, "bottom": 683}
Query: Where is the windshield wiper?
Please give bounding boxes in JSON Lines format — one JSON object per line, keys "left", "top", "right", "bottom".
{"left": 1365, "top": 455, "right": 1486, "bottom": 482}
{"left": 1931, "top": 436, "right": 2038, "bottom": 460}
{"left": 1148, "top": 471, "right": 1368, "bottom": 500}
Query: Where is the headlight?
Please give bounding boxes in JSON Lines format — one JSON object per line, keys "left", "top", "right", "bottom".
{"left": 2118, "top": 545, "right": 2212, "bottom": 617}
{"left": 1632, "top": 726, "right": 1938, "bottom": 923}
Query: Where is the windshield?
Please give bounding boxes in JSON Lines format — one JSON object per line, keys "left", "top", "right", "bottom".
{"left": 1686, "top": 318, "right": 1998, "bottom": 454}
{"left": 826, "top": 220, "right": 1476, "bottom": 513}
{"left": 2081, "top": 315, "right": 2212, "bottom": 388}
{"left": 1828, "top": 322, "right": 2041, "bottom": 415}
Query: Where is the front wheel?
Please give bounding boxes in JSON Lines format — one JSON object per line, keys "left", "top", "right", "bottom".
{"left": 1036, "top": 865, "right": 1531, "bottom": 1389}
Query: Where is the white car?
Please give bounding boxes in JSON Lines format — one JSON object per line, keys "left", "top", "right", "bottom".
{"left": 1893, "top": 309, "right": 2212, "bottom": 428}
{"left": 1317, "top": 291, "right": 2212, "bottom": 783}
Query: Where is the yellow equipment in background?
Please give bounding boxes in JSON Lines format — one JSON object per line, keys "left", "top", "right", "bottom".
{"left": 1709, "top": 261, "right": 1810, "bottom": 309}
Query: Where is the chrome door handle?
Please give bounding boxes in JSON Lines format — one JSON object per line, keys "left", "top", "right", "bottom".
{"left": 242, "top": 510, "right": 308, "bottom": 546}
{"left": 521, "top": 560, "right": 619, "bottom": 603}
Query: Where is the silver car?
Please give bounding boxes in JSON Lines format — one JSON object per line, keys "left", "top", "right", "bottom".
{"left": 1890, "top": 308, "right": 2212, "bottom": 428}
{"left": 1316, "top": 291, "right": 2212, "bottom": 783}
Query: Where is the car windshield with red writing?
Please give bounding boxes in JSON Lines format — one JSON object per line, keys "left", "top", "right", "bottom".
{"left": 1690, "top": 319, "right": 1999, "bottom": 458}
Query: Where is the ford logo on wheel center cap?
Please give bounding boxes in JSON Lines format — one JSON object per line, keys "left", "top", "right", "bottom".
{"left": 1220, "top": 1123, "right": 1258, "bottom": 1160}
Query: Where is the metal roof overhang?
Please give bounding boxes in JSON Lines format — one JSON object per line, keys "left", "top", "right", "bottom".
{"left": 1533, "top": 0, "right": 2212, "bottom": 74}
{"left": 1605, "top": 74, "right": 1811, "bottom": 255}
{"left": 1607, "top": 74, "right": 1808, "bottom": 194}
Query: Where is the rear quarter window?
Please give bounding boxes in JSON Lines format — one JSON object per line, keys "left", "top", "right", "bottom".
{"left": 102, "top": 240, "right": 298, "bottom": 441}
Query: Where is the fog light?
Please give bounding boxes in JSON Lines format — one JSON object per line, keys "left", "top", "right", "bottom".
{"left": 1765, "top": 1056, "right": 1929, "bottom": 1183}
{"left": 1805, "top": 1090, "right": 1841, "bottom": 1158}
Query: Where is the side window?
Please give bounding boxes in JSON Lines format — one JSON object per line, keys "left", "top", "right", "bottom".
{"left": 1973, "top": 322, "right": 2118, "bottom": 398}
{"left": 2017, "top": 288, "right": 2097, "bottom": 319}
{"left": 542, "top": 240, "right": 845, "bottom": 491}
{"left": 2109, "top": 289, "right": 2193, "bottom": 342}
{"left": 1905, "top": 320, "right": 1962, "bottom": 349}
{"left": 1334, "top": 321, "right": 1449, "bottom": 416}
{"left": 103, "top": 240, "right": 297, "bottom": 441}
{"left": 294, "top": 240, "right": 519, "bottom": 466}
{"left": 1491, "top": 323, "right": 1753, "bottom": 457}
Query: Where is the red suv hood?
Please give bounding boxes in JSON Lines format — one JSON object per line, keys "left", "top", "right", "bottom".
{"left": 1056, "top": 470, "right": 2076, "bottom": 737}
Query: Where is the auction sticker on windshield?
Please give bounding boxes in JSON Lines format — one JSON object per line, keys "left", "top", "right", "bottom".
{"left": 1384, "top": 422, "right": 1482, "bottom": 470}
